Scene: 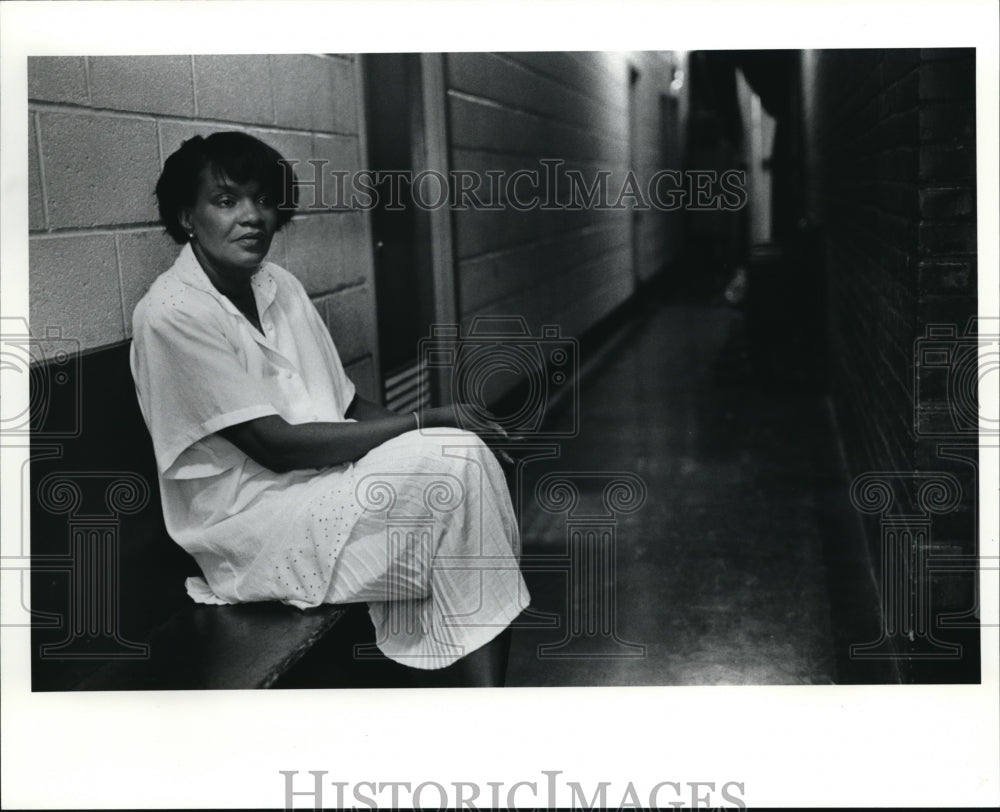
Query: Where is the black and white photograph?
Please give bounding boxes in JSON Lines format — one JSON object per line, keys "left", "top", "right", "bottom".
{"left": 1, "top": 1, "right": 997, "bottom": 809}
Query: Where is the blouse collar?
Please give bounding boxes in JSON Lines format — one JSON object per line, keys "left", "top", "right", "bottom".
{"left": 172, "top": 242, "right": 279, "bottom": 319}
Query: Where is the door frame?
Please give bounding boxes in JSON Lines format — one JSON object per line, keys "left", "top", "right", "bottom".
{"left": 357, "top": 53, "right": 458, "bottom": 407}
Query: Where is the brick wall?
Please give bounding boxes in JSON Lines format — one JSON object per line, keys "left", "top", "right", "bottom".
{"left": 807, "top": 49, "right": 925, "bottom": 479}
{"left": 445, "top": 51, "right": 687, "bottom": 338}
{"left": 804, "top": 48, "right": 978, "bottom": 676}
{"left": 28, "top": 54, "right": 379, "bottom": 399}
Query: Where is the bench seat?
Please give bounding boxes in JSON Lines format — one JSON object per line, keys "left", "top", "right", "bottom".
{"left": 29, "top": 342, "right": 353, "bottom": 691}
{"left": 76, "top": 602, "right": 350, "bottom": 690}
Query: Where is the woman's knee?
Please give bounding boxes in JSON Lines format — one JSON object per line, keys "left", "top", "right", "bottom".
{"left": 405, "top": 428, "right": 493, "bottom": 468}
{"left": 417, "top": 426, "right": 486, "bottom": 445}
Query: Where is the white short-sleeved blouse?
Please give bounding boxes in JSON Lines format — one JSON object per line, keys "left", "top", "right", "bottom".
{"left": 130, "top": 243, "right": 364, "bottom": 609}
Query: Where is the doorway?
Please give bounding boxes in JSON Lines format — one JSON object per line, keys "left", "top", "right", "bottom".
{"left": 362, "top": 53, "right": 437, "bottom": 412}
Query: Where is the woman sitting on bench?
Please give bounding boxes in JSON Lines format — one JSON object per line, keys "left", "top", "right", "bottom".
{"left": 130, "top": 131, "right": 529, "bottom": 687}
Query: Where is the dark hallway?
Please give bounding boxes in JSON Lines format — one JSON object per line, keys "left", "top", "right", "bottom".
{"left": 506, "top": 289, "right": 893, "bottom": 686}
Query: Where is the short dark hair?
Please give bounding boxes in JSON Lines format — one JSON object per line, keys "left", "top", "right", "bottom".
{"left": 155, "top": 131, "right": 298, "bottom": 244}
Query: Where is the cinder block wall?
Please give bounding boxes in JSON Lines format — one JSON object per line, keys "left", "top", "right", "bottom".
{"left": 28, "top": 54, "right": 379, "bottom": 399}
{"left": 445, "top": 51, "right": 686, "bottom": 338}
{"left": 805, "top": 48, "right": 978, "bottom": 669}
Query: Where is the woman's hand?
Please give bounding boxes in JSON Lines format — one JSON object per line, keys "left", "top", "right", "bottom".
{"left": 420, "top": 404, "right": 517, "bottom": 464}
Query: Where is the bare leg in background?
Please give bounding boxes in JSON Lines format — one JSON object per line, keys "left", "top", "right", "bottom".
{"left": 456, "top": 627, "right": 512, "bottom": 687}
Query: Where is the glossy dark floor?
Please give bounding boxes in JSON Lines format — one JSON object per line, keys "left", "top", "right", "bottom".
{"left": 505, "top": 298, "right": 892, "bottom": 686}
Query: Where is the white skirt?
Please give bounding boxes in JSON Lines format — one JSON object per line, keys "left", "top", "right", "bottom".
{"left": 323, "top": 428, "right": 530, "bottom": 669}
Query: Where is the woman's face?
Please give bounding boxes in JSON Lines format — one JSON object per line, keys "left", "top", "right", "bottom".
{"left": 179, "top": 167, "right": 279, "bottom": 289}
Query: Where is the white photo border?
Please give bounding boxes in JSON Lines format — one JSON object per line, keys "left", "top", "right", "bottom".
{"left": 1, "top": 0, "right": 998, "bottom": 808}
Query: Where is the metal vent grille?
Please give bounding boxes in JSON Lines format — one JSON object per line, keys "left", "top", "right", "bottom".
{"left": 384, "top": 360, "right": 432, "bottom": 415}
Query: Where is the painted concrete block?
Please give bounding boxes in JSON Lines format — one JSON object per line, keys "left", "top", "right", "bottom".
{"left": 343, "top": 355, "right": 377, "bottom": 401}
{"left": 271, "top": 55, "right": 357, "bottom": 134}
{"left": 338, "top": 210, "right": 372, "bottom": 285}
{"left": 29, "top": 115, "right": 45, "bottom": 231}
{"left": 28, "top": 56, "right": 89, "bottom": 104}
{"left": 40, "top": 112, "right": 160, "bottom": 228}
{"left": 459, "top": 222, "right": 628, "bottom": 313}
{"left": 267, "top": 228, "right": 289, "bottom": 270}
{"left": 328, "top": 56, "right": 358, "bottom": 134}
{"left": 283, "top": 213, "right": 350, "bottom": 294}
{"left": 89, "top": 56, "right": 195, "bottom": 117}
{"left": 319, "top": 284, "right": 375, "bottom": 364}
{"left": 193, "top": 55, "right": 274, "bottom": 125}
{"left": 30, "top": 234, "right": 125, "bottom": 352}
{"left": 116, "top": 228, "right": 181, "bottom": 336}
{"left": 311, "top": 133, "right": 361, "bottom": 209}
{"left": 246, "top": 128, "right": 313, "bottom": 166}
{"left": 159, "top": 119, "right": 238, "bottom": 166}
{"left": 448, "top": 52, "right": 610, "bottom": 135}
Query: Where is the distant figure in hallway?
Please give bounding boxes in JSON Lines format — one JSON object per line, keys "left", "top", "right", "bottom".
{"left": 687, "top": 110, "right": 748, "bottom": 300}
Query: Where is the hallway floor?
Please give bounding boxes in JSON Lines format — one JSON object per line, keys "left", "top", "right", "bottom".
{"left": 505, "top": 297, "right": 888, "bottom": 686}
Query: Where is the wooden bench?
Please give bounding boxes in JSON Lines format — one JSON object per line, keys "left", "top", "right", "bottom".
{"left": 29, "top": 343, "right": 357, "bottom": 691}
